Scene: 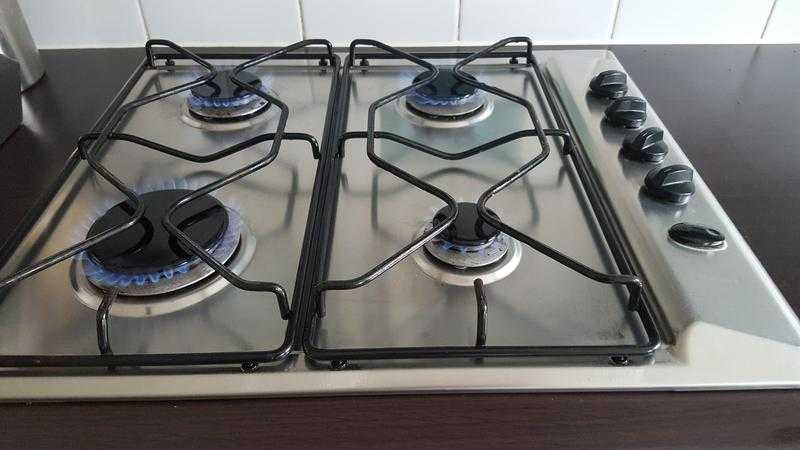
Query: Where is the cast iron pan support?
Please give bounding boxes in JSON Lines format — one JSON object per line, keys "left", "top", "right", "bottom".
{"left": 0, "top": 39, "right": 336, "bottom": 368}
{"left": 452, "top": 38, "right": 644, "bottom": 311}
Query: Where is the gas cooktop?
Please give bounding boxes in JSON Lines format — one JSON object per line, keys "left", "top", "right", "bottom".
{"left": 0, "top": 38, "right": 798, "bottom": 401}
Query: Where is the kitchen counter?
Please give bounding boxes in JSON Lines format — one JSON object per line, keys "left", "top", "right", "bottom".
{"left": 1, "top": 45, "right": 799, "bottom": 448}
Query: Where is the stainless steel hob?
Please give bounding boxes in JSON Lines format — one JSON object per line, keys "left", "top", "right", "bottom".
{"left": 0, "top": 38, "right": 798, "bottom": 401}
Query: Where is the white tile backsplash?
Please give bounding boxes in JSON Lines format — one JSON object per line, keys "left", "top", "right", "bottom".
{"left": 614, "top": 0, "right": 775, "bottom": 43}
{"left": 14, "top": 0, "right": 800, "bottom": 48}
{"left": 139, "top": 0, "right": 301, "bottom": 46}
{"left": 18, "top": 0, "right": 147, "bottom": 48}
{"left": 763, "top": 0, "right": 800, "bottom": 42}
{"left": 460, "top": 0, "right": 618, "bottom": 43}
{"left": 300, "top": 0, "right": 458, "bottom": 44}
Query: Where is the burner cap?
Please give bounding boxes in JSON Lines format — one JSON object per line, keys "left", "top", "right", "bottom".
{"left": 412, "top": 69, "right": 478, "bottom": 101}
{"left": 86, "top": 189, "right": 228, "bottom": 275}
{"left": 432, "top": 202, "right": 500, "bottom": 248}
{"left": 187, "top": 69, "right": 270, "bottom": 122}
{"left": 406, "top": 68, "right": 485, "bottom": 119}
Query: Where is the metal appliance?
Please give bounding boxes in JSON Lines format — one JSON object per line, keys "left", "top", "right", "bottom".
{"left": 0, "top": 37, "right": 798, "bottom": 401}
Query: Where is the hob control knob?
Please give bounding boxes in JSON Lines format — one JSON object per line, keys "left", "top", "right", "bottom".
{"left": 644, "top": 164, "right": 695, "bottom": 205}
{"left": 622, "top": 127, "right": 668, "bottom": 163}
{"left": 669, "top": 223, "right": 726, "bottom": 250}
{"left": 590, "top": 70, "right": 628, "bottom": 99}
{"left": 605, "top": 96, "right": 647, "bottom": 128}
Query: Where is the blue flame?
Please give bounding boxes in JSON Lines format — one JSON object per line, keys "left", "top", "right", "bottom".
{"left": 430, "top": 238, "right": 494, "bottom": 255}
{"left": 188, "top": 93, "right": 260, "bottom": 109}
{"left": 188, "top": 75, "right": 272, "bottom": 110}
{"left": 81, "top": 255, "right": 193, "bottom": 288}
{"left": 406, "top": 89, "right": 480, "bottom": 107}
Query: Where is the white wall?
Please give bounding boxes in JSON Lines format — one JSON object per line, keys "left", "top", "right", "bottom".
{"left": 15, "top": 0, "right": 800, "bottom": 49}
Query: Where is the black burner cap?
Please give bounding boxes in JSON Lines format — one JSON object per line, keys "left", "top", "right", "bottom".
{"left": 86, "top": 189, "right": 228, "bottom": 275}
{"left": 191, "top": 69, "right": 261, "bottom": 100}
{"left": 412, "top": 69, "right": 478, "bottom": 101}
{"left": 432, "top": 202, "right": 500, "bottom": 247}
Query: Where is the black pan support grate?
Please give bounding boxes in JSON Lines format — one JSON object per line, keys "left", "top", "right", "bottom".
{"left": 0, "top": 39, "right": 340, "bottom": 369}
{"left": 303, "top": 37, "right": 661, "bottom": 367}
{"left": 0, "top": 37, "right": 661, "bottom": 371}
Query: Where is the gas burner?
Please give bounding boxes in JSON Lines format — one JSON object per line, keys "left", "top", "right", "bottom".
{"left": 426, "top": 202, "right": 506, "bottom": 267}
{"left": 184, "top": 69, "right": 271, "bottom": 125}
{"left": 86, "top": 189, "right": 227, "bottom": 285}
{"left": 72, "top": 189, "right": 256, "bottom": 317}
{"left": 396, "top": 68, "right": 493, "bottom": 128}
{"left": 413, "top": 202, "right": 522, "bottom": 286}
{"left": 407, "top": 69, "right": 485, "bottom": 118}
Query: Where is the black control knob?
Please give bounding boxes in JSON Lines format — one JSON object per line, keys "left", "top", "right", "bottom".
{"left": 589, "top": 70, "right": 628, "bottom": 99}
{"left": 644, "top": 164, "right": 695, "bottom": 205}
{"left": 605, "top": 96, "right": 647, "bottom": 128}
{"left": 622, "top": 127, "right": 668, "bottom": 163}
{"left": 669, "top": 223, "right": 726, "bottom": 250}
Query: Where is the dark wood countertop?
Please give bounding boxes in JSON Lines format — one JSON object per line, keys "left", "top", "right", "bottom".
{"left": 1, "top": 45, "right": 799, "bottom": 448}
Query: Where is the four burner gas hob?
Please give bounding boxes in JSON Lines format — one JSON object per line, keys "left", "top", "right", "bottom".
{"left": 0, "top": 38, "right": 798, "bottom": 401}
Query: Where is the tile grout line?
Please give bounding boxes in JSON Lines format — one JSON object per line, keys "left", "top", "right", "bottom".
{"left": 297, "top": 0, "right": 307, "bottom": 40}
{"left": 456, "top": 0, "right": 464, "bottom": 42}
{"left": 760, "top": 0, "right": 779, "bottom": 39}
{"left": 609, "top": 0, "right": 623, "bottom": 40}
{"left": 134, "top": 0, "right": 151, "bottom": 40}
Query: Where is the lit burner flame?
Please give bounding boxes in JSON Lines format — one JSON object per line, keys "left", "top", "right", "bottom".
{"left": 81, "top": 255, "right": 193, "bottom": 288}
{"left": 429, "top": 238, "right": 496, "bottom": 255}
{"left": 187, "top": 75, "right": 272, "bottom": 109}
{"left": 406, "top": 89, "right": 480, "bottom": 107}
{"left": 188, "top": 93, "right": 260, "bottom": 109}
